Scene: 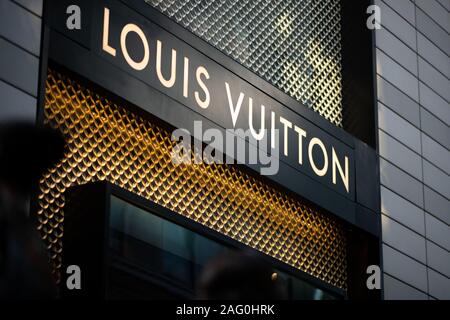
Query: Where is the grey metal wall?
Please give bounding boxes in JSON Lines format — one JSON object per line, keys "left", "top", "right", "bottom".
{"left": 375, "top": 0, "right": 450, "bottom": 300}
{"left": 0, "top": 0, "right": 42, "bottom": 123}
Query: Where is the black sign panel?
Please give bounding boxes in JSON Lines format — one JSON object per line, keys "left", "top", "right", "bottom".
{"left": 80, "top": 0, "right": 353, "bottom": 198}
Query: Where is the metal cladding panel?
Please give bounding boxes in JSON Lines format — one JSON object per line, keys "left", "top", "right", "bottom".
{"left": 147, "top": 0, "right": 343, "bottom": 126}
{"left": 39, "top": 68, "right": 348, "bottom": 289}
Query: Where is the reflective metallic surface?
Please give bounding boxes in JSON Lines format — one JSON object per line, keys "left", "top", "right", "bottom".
{"left": 39, "top": 69, "right": 347, "bottom": 288}
{"left": 146, "top": 0, "right": 343, "bottom": 126}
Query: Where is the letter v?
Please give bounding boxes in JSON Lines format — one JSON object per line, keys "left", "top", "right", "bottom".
{"left": 225, "top": 82, "right": 244, "bottom": 128}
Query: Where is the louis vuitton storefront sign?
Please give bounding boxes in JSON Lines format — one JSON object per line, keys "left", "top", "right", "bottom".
{"left": 97, "top": 3, "right": 354, "bottom": 196}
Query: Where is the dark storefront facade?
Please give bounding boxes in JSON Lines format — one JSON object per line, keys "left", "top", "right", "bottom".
{"left": 10, "top": 0, "right": 383, "bottom": 300}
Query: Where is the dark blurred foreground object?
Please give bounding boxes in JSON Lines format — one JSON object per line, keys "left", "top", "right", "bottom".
{"left": 198, "top": 250, "right": 287, "bottom": 299}
{"left": 0, "top": 122, "right": 65, "bottom": 299}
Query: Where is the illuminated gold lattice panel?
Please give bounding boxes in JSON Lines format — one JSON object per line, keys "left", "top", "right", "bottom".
{"left": 39, "top": 69, "right": 347, "bottom": 289}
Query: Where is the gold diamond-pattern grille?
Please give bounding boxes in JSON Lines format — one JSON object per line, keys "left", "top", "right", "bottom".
{"left": 38, "top": 69, "right": 347, "bottom": 289}
{"left": 146, "top": 0, "right": 343, "bottom": 126}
